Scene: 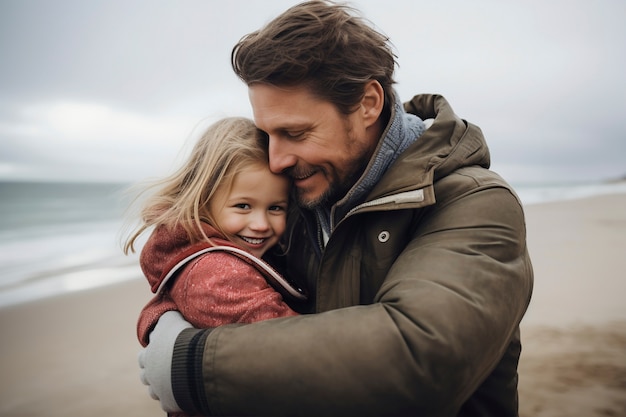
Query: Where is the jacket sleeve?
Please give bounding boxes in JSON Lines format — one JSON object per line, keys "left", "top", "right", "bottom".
{"left": 173, "top": 184, "right": 533, "bottom": 416}
{"left": 169, "top": 252, "right": 298, "bottom": 329}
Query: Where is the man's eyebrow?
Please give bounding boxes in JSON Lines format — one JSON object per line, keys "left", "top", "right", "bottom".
{"left": 276, "top": 123, "right": 308, "bottom": 131}
{"left": 258, "top": 119, "right": 312, "bottom": 134}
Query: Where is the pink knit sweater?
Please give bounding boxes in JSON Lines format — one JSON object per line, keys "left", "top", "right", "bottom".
{"left": 137, "top": 223, "right": 298, "bottom": 348}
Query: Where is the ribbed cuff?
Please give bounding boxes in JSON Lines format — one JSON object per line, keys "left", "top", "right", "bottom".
{"left": 171, "top": 328, "right": 212, "bottom": 415}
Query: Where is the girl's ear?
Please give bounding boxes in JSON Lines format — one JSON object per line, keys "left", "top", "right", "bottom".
{"left": 360, "top": 80, "right": 385, "bottom": 128}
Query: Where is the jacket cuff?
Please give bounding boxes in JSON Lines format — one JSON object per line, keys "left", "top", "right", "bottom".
{"left": 172, "top": 328, "right": 213, "bottom": 415}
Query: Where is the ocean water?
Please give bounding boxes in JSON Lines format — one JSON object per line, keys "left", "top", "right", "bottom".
{"left": 0, "top": 181, "right": 142, "bottom": 308}
{"left": 512, "top": 181, "right": 626, "bottom": 205}
{"left": 0, "top": 179, "right": 625, "bottom": 308}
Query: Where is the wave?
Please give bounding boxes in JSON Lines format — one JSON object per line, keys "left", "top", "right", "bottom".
{"left": 1, "top": 180, "right": 625, "bottom": 308}
{"left": 514, "top": 181, "right": 626, "bottom": 206}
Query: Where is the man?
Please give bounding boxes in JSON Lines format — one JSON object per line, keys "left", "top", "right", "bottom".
{"left": 139, "top": 1, "right": 533, "bottom": 415}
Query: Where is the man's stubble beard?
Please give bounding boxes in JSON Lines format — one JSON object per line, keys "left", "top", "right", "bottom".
{"left": 294, "top": 152, "right": 371, "bottom": 210}
{"left": 295, "top": 116, "right": 376, "bottom": 211}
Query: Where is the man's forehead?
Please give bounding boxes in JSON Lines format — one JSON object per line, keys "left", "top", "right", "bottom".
{"left": 250, "top": 89, "right": 315, "bottom": 126}
{"left": 249, "top": 83, "right": 318, "bottom": 108}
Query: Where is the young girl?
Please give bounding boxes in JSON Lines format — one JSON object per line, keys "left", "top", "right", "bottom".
{"left": 123, "top": 117, "right": 303, "bottom": 355}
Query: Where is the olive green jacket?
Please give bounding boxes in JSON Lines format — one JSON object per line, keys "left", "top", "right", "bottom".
{"left": 173, "top": 94, "right": 534, "bottom": 416}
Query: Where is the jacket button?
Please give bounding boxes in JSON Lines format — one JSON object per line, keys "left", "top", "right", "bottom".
{"left": 378, "top": 231, "right": 390, "bottom": 243}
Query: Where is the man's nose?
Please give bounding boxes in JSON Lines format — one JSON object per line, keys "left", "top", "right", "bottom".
{"left": 268, "top": 136, "right": 296, "bottom": 174}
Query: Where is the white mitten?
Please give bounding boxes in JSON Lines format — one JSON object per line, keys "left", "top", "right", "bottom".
{"left": 138, "top": 310, "right": 192, "bottom": 412}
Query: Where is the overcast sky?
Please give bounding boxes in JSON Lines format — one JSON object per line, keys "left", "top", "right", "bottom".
{"left": 1, "top": 0, "right": 624, "bottom": 185}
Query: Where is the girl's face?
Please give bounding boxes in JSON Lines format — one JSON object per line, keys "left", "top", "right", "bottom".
{"left": 209, "top": 163, "right": 289, "bottom": 258}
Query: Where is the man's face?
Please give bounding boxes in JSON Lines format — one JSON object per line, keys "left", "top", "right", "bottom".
{"left": 249, "top": 84, "right": 376, "bottom": 209}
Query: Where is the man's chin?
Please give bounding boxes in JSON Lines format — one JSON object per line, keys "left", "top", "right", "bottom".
{"left": 295, "top": 187, "right": 335, "bottom": 210}
{"left": 295, "top": 189, "right": 324, "bottom": 210}
{"left": 296, "top": 195, "right": 321, "bottom": 210}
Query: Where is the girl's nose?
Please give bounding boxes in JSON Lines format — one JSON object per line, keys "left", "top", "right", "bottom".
{"left": 249, "top": 212, "right": 270, "bottom": 231}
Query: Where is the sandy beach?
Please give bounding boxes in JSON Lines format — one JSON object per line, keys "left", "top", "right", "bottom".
{"left": 518, "top": 193, "right": 626, "bottom": 416}
{"left": 1, "top": 193, "right": 625, "bottom": 416}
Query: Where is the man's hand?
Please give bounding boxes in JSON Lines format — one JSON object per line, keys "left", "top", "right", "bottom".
{"left": 138, "top": 310, "right": 192, "bottom": 413}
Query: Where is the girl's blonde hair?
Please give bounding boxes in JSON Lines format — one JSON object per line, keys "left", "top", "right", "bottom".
{"left": 123, "top": 117, "right": 269, "bottom": 254}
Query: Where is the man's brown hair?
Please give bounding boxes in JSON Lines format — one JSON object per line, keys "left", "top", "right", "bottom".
{"left": 231, "top": 0, "right": 397, "bottom": 115}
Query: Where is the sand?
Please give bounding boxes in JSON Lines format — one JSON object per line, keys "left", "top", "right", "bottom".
{"left": 518, "top": 193, "right": 626, "bottom": 416}
{"left": 0, "top": 280, "right": 162, "bottom": 417}
{"left": 0, "top": 193, "right": 625, "bottom": 416}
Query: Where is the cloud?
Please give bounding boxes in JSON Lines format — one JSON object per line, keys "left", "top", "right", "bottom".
{"left": 0, "top": 0, "right": 624, "bottom": 184}
{"left": 0, "top": 100, "right": 196, "bottom": 181}
{"left": 16, "top": 101, "right": 183, "bottom": 143}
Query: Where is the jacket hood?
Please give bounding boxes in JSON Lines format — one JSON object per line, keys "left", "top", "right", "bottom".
{"left": 370, "top": 94, "right": 490, "bottom": 199}
{"left": 139, "top": 223, "right": 233, "bottom": 293}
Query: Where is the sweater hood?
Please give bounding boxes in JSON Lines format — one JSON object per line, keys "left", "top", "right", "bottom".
{"left": 139, "top": 223, "right": 234, "bottom": 293}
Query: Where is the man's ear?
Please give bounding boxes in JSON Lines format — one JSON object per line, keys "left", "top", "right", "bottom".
{"left": 361, "top": 80, "right": 385, "bottom": 128}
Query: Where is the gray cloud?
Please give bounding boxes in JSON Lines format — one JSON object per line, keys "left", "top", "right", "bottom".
{"left": 1, "top": 0, "right": 624, "bottom": 184}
